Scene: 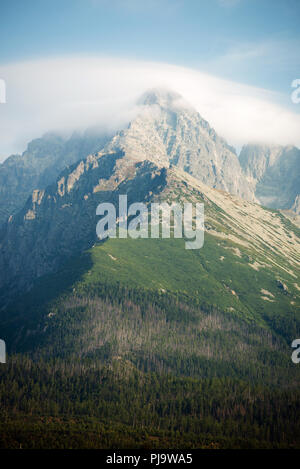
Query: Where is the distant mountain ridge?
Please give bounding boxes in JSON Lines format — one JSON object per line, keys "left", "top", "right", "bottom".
{"left": 0, "top": 129, "right": 111, "bottom": 226}
{"left": 239, "top": 143, "right": 300, "bottom": 214}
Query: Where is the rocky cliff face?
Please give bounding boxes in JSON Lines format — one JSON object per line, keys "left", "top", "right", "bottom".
{"left": 0, "top": 130, "right": 111, "bottom": 226}
{"left": 239, "top": 144, "right": 300, "bottom": 213}
{"left": 104, "top": 89, "right": 255, "bottom": 201}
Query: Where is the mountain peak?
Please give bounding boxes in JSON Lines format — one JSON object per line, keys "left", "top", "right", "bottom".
{"left": 101, "top": 88, "right": 255, "bottom": 201}
{"left": 138, "top": 88, "right": 187, "bottom": 109}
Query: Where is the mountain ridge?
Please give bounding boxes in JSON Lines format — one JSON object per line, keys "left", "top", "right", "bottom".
{"left": 1, "top": 87, "right": 299, "bottom": 229}
{"left": 0, "top": 88, "right": 299, "bottom": 305}
{"left": 0, "top": 144, "right": 299, "bottom": 309}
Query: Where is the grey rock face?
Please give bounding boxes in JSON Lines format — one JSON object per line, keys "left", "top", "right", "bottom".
{"left": 239, "top": 144, "right": 300, "bottom": 212}
{"left": 104, "top": 89, "right": 255, "bottom": 201}
{"left": 0, "top": 130, "right": 111, "bottom": 226}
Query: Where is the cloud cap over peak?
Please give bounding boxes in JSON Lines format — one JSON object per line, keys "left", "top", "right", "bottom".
{"left": 0, "top": 55, "right": 299, "bottom": 160}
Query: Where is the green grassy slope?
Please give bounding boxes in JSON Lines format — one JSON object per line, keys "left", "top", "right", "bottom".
{"left": 81, "top": 234, "right": 299, "bottom": 328}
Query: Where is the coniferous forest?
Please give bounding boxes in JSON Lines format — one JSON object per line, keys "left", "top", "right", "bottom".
{"left": 1, "top": 265, "right": 299, "bottom": 449}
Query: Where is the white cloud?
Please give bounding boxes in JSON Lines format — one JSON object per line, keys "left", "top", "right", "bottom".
{"left": 0, "top": 55, "right": 299, "bottom": 160}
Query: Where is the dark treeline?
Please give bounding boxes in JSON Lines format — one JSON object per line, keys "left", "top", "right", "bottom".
{"left": 0, "top": 281, "right": 299, "bottom": 448}
{"left": 0, "top": 356, "right": 300, "bottom": 449}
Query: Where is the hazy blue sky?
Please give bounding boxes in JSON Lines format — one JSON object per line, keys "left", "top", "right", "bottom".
{"left": 1, "top": 0, "right": 299, "bottom": 94}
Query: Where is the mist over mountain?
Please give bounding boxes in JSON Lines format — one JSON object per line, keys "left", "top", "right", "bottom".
{"left": 2, "top": 87, "right": 299, "bottom": 235}
{"left": 104, "top": 89, "right": 255, "bottom": 201}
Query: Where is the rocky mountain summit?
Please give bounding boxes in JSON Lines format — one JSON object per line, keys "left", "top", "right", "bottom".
{"left": 104, "top": 89, "right": 255, "bottom": 201}
{"left": 2, "top": 88, "right": 299, "bottom": 230}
